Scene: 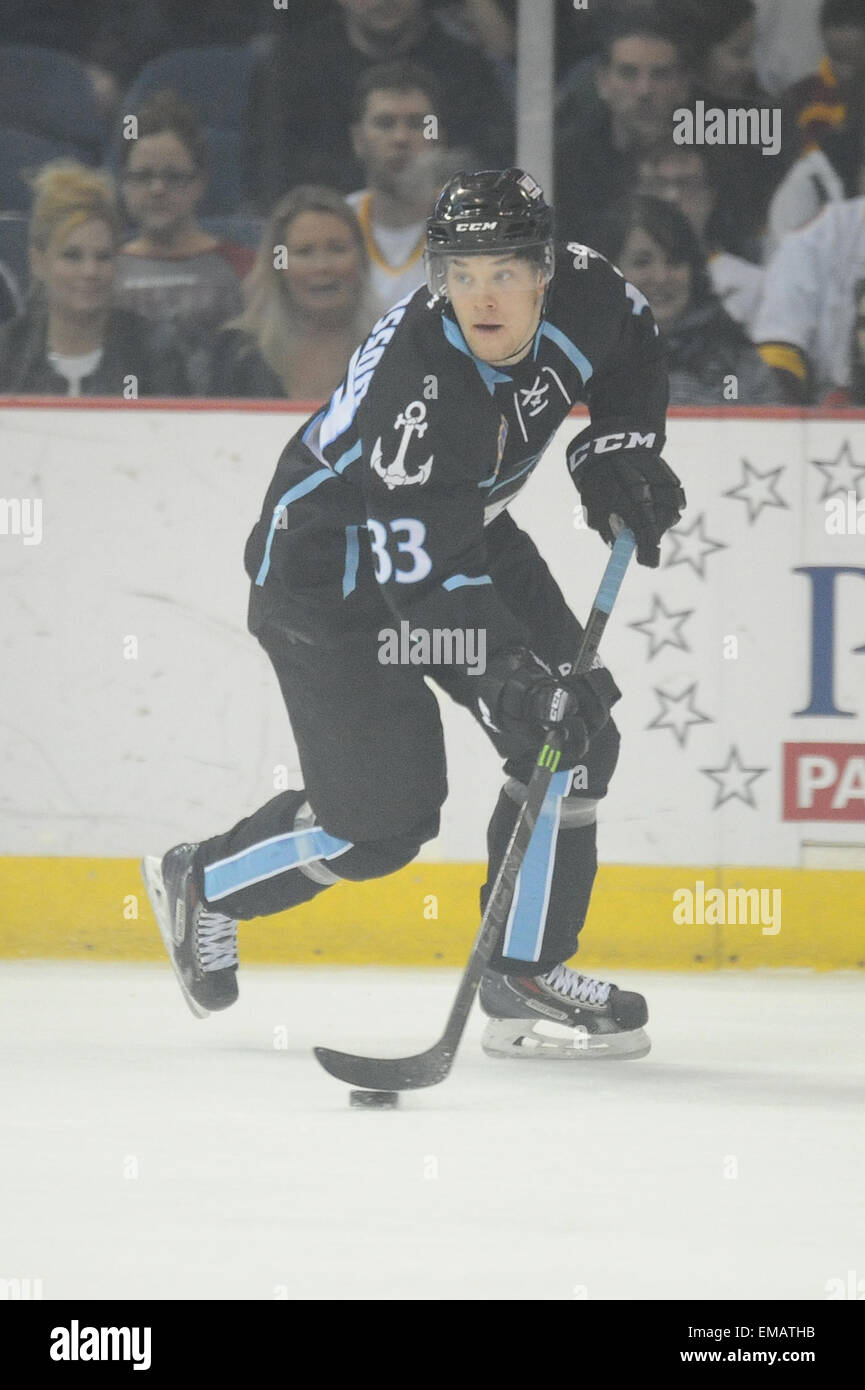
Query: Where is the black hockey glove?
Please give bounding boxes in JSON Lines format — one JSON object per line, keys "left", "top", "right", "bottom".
{"left": 474, "top": 647, "right": 613, "bottom": 762}
{"left": 568, "top": 447, "right": 686, "bottom": 568}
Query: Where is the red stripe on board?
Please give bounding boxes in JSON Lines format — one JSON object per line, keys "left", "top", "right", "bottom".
{"left": 0, "top": 395, "right": 305, "bottom": 412}
{"left": 2, "top": 397, "right": 865, "bottom": 421}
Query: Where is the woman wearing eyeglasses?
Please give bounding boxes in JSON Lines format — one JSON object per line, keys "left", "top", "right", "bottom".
{"left": 0, "top": 161, "right": 189, "bottom": 398}
{"left": 115, "top": 89, "right": 251, "bottom": 393}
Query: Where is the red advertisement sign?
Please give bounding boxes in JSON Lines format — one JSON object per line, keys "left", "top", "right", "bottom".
{"left": 783, "top": 744, "right": 865, "bottom": 821}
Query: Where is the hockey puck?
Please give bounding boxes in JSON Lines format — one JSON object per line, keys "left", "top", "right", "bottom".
{"left": 349, "top": 1089, "right": 400, "bottom": 1109}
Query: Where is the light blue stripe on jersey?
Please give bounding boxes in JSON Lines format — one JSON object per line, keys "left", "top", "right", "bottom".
{"left": 442, "top": 573, "right": 492, "bottom": 590}
{"left": 204, "top": 825, "right": 352, "bottom": 902}
{"left": 441, "top": 315, "right": 512, "bottom": 393}
{"left": 486, "top": 451, "right": 541, "bottom": 494}
{"left": 334, "top": 439, "right": 362, "bottom": 474}
{"left": 254, "top": 468, "right": 335, "bottom": 586}
{"left": 343, "top": 525, "right": 361, "bottom": 597}
{"left": 502, "top": 769, "right": 571, "bottom": 962}
{"left": 537, "top": 320, "right": 593, "bottom": 382}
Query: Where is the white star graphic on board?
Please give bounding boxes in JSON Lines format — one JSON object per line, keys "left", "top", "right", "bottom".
{"left": 722, "top": 459, "right": 789, "bottom": 523}
{"left": 629, "top": 596, "right": 694, "bottom": 659}
{"left": 811, "top": 441, "right": 865, "bottom": 501}
{"left": 664, "top": 514, "right": 727, "bottom": 578}
{"left": 646, "top": 683, "right": 713, "bottom": 747}
{"left": 700, "top": 745, "right": 768, "bottom": 809}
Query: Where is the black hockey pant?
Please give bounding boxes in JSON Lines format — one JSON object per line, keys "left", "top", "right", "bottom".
{"left": 193, "top": 518, "right": 620, "bottom": 973}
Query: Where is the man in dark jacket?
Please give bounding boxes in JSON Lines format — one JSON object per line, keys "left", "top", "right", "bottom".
{"left": 247, "top": 0, "right": 513, "bottom": 212}
{"left": 555, "top": 14, "right": 692, "bottom": 246}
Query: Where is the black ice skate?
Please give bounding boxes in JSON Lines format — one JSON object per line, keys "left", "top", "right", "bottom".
{"left": 141, "top": 845, "right": 238, "bottom": 1018}
{"left": 479, "top": 962, "right": 650, "bottom": 1060}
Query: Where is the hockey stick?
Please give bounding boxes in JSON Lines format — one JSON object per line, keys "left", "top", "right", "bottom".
{"left": 314, "top": 526, "right": 637, "bottom": 1090}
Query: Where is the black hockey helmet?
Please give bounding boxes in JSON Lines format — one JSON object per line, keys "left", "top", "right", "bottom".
{"left": 425, "top": 168, "right": 555, "bottom": 298}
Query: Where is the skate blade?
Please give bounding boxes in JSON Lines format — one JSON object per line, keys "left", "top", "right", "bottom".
{"left": 481, "top": 1017, "right": 651, "bottom": 1061}
{"left": 141, "top": 856, "right": 209, "bottom": 1020}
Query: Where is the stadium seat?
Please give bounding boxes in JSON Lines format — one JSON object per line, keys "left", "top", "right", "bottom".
{"left": 0, "top": 129, "right": 82, "bottom": 213}
{"left": 0, "top": 46, "right": 105, "bottom": 161}
{"left": 199, "top": 129, "right": 247, "bottom": 216}
{"left": 119, "top": 45, "right": 256, "bottom": 136}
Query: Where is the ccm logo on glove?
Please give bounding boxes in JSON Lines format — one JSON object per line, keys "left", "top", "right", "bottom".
{"left": 567, "top": 430, "right": 658, "bottom": 473}
{"left": 566, "top": 435, "right": 686, "bottom": 569}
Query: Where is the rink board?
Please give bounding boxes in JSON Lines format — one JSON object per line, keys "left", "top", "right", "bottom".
{"left": 1, "top": 856, "right": 862, "bottom": 969}
{"left": 2, "top": 400, "right": 864, "bottom": 970}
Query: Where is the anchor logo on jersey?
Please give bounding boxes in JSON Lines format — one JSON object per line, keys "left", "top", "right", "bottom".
{"left": 371, "top": 400, "right": 434, "bottom": 490}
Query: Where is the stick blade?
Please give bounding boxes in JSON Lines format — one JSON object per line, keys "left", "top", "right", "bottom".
{"left": 313, "top": 1043, "right": 454, "bottom": 1091}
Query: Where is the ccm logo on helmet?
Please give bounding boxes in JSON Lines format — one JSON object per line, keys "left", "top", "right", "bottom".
{"left": 455, "top": 221, "right": 498, "bottom": 231}
{"left": 568, "top": 431, "right": 657, "bottom": 472}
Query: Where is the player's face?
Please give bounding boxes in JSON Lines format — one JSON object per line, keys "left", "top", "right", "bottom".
{"left": 280, "top": 211, "right": 364, "bottom": 319}
{"left": 446, "top": 254, "right": 546, "bottom": 365}
{"left": 352, "top": 89, "right": 432, "bottom": 193}
{"left": 616, "top": 227, "right": 691, "bottom": 329}
{"left": 31, "top": 217, "right": 116, "bottom": 317}
{"left": 122, "top": 132, "right": 204, "bottom": 241}
{"left": 598, "top": 37, "right": 687, "bottom": 146}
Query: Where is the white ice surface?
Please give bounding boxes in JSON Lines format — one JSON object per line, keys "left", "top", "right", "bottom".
{"left": 1, "top": 962, "right": 863, "bottom": 1302}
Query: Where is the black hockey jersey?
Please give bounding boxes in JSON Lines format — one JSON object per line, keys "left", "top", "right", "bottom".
{"left": 244, "top": 242, "right": 668, "bottom": 657}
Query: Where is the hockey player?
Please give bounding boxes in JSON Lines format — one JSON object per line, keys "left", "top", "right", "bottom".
{"left": 143, "top": 169, "right": 686, "bottom": 1061}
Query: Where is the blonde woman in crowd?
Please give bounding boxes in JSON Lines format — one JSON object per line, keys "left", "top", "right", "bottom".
{"left": 210, "top": 187, "right": 376, "bottom": 401}
{"left": 0, "top": 162, "right": 188, "bottom": 396}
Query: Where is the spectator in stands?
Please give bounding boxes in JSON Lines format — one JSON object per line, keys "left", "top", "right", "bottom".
{"left": 680, "top": 0, "right": 763, "bottom": 100}
{"left": 764, "top": 116, "right": 861, "bottom": 255}
{"left": 783, "top": 0, "right": 865, "bottom": 174}
{"left": 210, "top": 187, "right": 375, "bottom": 401}
{"left": 751, "top": 0, "right": 823, "bottom": 96}
{"left": 347, "top": 61, "right": 456, "bottom": 318}
{"left": 0, "top": 162, "right": 188, "bottom": 396}
{"left": 766, "top": 2, "right": 865, "bottom": 252}
{"left": 636, "top": 144, "right": 765, "bottom": 331}
{"left": 554, "top": 13, "right": 691, "bottom": 246}
{"left": 556, "top": 0, "right": 657, "bottom": 124}
{"left": 753, "top": 189, "right": 865, "bottom": 403}
{"left": 603, "top": 195, "right": 777, "bottom": 405}
{"left": 432, "top": 0, "right": 515, "bottom": 63}
{"left": 667, "top": 0, "right": 782, "bottom": 252}
{"left": 247, "top": 0, "right": 513, "bottom": 213}
{"left": 432, "top": 0, "right": 516, "bottom": 92}
{"left": 115, "top": 90, "right": 252, "bottom": 393}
